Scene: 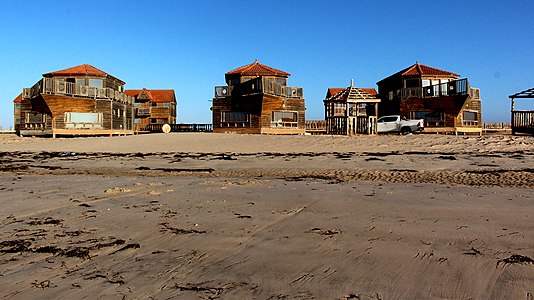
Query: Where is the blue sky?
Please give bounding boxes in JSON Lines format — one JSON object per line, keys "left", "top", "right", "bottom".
{"left": 1, "top": 0, "right": 533, "bottom": 129}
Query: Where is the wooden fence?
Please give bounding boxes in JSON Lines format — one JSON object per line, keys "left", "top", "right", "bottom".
{"left": 512, "top": 111, "right": 534, "bottom": 135}
{"left": 143, "top": 124, "right": 213, "bottom": 133}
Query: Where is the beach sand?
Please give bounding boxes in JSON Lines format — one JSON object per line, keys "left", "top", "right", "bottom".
{"left": 0, "top": 133, "right": 533, "bottom": 299}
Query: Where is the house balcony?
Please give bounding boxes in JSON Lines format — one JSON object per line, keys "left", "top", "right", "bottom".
{"left": 23, "top": 77, "right": 134, "bottom": 105}
{"left": 388, "top": 78, "right": 473, "bottom": 100}
{"left": 215, "top": 77, "right": 303, "bottom": 99}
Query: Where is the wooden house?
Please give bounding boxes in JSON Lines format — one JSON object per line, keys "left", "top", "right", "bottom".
{"left": 376, "top": 62, "right": 482, "bottom": 134}
{"left": 323, "top": 81, "right": 381, "bottom": 135}
{"left": 509, "top": 87, "right": 534, "bottom": 135}
{"left": 18, "top": 64, "right": 134, "bottom": 137}
{"left": 212, "top": 60, "right": 305, "bottom": 134}
{"left": 13, "top": 93, "right": 22, "bottom": 131}
{"left": 124, "top": 88, "right": 177, "bottom": 130}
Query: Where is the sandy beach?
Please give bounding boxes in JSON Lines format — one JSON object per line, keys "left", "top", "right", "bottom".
{"left": 0, "top": 133, "right": 533, "bottom": 299}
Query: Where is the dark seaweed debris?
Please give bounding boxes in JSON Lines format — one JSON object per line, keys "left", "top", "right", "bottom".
{"left": 497, "top": 254, "right": 534, "bottom": 268}
{"left": 159, "top": 222, "right": 206, "bottom": 235}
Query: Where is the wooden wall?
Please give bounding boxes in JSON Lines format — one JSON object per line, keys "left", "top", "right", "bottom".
{"left": 212, "top": 93, "right": 305, "bottom": 134}
{"left": 18, "top": 94, "right": 134, "bottom": 133}
{"left": 212, "top": 96, "right": 232, "bottom": 130}
{"left": 260, "top": 94, "right": 305, "bottom": 131}
{"left": 18, "top": 97, "right": 53, "bottom": 132}
{"left": 398, "top": 95, "right": 482, "bottom": 128}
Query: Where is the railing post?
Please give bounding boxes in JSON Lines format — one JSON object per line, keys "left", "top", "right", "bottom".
{"left": 511, "top": 98, "right": 515, "bottom": 135}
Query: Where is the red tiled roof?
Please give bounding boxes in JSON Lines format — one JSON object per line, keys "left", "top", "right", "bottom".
{"left": 226, "top": 60, "right": 290, "bottom": 77}
{"left": 13, "top": 93, "right": 22, "bottom": 103}
{"left": 150, "top": 90, "right": 175, "bottom": 103}
{"left": 327, "top": 88, "right": 345, "bottom": 98}
{"left": 43, "top": 64, "right": 125, "bottom": 84}
{"left": 327, "top": 87, "right": 377, "bottom": 99}
{"left": 325, "top": 86, "right": 380, "bottom": 102}
{"left": 361, "top": 88, "right": 378, "bottom": 96}
{"left": 401, "top": 63, "right": 460, "bottom": 77}
{"left": 124, "top": 90, "right": 141, "bottom": 97}
{"left": 377, "top": 62, "right": 460, "bottom": 84}
{"left": 124, "top": 88, "right": 175, "bottom": 103}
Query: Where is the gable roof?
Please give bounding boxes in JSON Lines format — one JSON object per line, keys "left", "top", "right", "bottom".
{"left": 378, "top": 62, "right": 460, "bottom": 84}
{"left": 226, "top": 60, "right": 290, "bottom": 77}
{"left": 125, "top": 88, "right": 176, "bottom": 103}
{"left": 325, "top": 85, "right": 380, "bottom": 103}
{"left": 13, "top": 93, "right": 22, "bottom": 103}
{"left": 327, "top": 88, "right": 345, "bottom": 98}
{"left": 326, "top": 87, "right": 377, "bottom": 99}
{"left": 402, "top": 63, "right": 460, "bottom": 77}
{"left": 43, "top": 64, "right": 125, "bottom": 84}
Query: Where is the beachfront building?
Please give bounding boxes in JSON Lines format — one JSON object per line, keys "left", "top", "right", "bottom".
{"left": 212, "top": 60, "right": 305, "bottom": 134}
{"left": 376, "top": 62, "right": 482, "bottom": 134}
{"left": 18, "top": 64, "right": 134, "bottom": 137}
{"left": 13, "top": 93, "right": 22, "bottom": 132}
{"left": 124, "top": 89, "right": 177, "bottom": 131}
{"left": 323, "top": 81, "right": 381, "bottom": 135}
{"left": 509, "top": 87, "right": 534, "bottom": 135}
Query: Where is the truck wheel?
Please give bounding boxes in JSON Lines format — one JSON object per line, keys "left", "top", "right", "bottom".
{"left": 401, "top": 127, "right": 411, "bottom": 135}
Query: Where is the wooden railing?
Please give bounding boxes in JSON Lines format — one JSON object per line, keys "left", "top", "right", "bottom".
{"left": 394, "top": 78, "right": 471, "bottom": 100}
{"left": 305, "top": 120, "right": 326, "bottom": 131}
{"left": 24, "top": 78, "right": 134, "bottom": 104}
{"left": 215, "top": 77, "right": 303, "bottom": 99}
{"left": 143, "top": 123, "right": 213, "bottom": 133}
{"left": 512, "top": 111, "right": 534, "bottom": 134}
{"left": 483, "top": 123, "right": 511, "bottom": 130}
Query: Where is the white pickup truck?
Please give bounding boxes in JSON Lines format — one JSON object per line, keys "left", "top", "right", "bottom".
{"left": 377, "top": 115, "right": 424, "bottom": 134}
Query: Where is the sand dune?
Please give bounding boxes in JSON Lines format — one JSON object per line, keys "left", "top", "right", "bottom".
{"left": 0, "top": 133, "right": 533, "bottom": 299}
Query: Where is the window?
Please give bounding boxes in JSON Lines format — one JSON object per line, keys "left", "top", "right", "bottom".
{"left": 64, "top": 112, "right": 103, "bottom": 129}
{"left": 440, "top": 79, "right": 449, "bottom": 96}
{"left": 275, "top": 78, "right": 287, "bottom": 86}
{"left": 411, "top": 111, "right": 444, "bottom": 126}
{"left": 463, "top": 111, "right": 478, "bottom": 126}
{"left": 271, "top": 111, "right": 298, "bottom": 128}
{"left": 221, "top": 112, "right": 250, "bottom": 123}
{"left": 76, "top": 78, "right": 85, "bottom": 86}
{"left": 405, "top": 79, "right": 420, "bottom": 88}
{"left": 26, "top": 112, "right": 46, "bottom": 123}
{"left": 333, "top": 103, "right": 346, "bottom": 116}
{"left": 89, "top": 79, "right": 103, "bottom": 88}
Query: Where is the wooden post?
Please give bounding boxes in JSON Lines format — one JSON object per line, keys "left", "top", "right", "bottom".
{"left": 511, "top": 97, "right": 515, "bottom": 135}
{"left": 52, "top": 116, "right": 56, "bottom": 139}
{"left": 110, "top": 100, "right": 113, "bottom": 137}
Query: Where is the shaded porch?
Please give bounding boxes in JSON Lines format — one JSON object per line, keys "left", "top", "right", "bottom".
{"left": 509, "top": 88, "right": 534, "bottom": 135}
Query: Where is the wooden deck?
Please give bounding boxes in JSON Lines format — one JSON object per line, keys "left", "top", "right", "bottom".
{"left": 421, "top": 127, "right": 482, "bottom": 135}
{"left": 53, "top": 129, "right": 134, "bottom": 137}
